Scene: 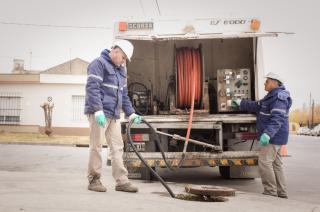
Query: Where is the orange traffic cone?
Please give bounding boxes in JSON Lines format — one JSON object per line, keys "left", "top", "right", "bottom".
{"left": 280, "top": 145, "right": 291, "bottom": 157}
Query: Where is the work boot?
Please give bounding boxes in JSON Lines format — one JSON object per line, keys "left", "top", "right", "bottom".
{"left": 278, "top": 195, "right": 288, "bottom": 199}
{"left": 115, "top": 182, "right": 138, "bottom": 193}
{"left": 88, "top": 177, "right": 107, "bottom": 192}
{"left": 262, "top": 192, "right": 277, "bottom": 197}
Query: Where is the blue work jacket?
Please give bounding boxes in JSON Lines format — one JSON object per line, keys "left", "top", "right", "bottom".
{"left": 240, "top": 86, "right": 292, "bottom": 145}
{"left": 84, "top": 49, "right": 135, "bottom": 119}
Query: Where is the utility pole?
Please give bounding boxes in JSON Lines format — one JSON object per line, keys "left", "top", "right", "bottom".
{"left": 311, "top": 99, "right": 315, "bottom": 128}
{"left": 299, "top": 102, "right": 305, "bottom": 126}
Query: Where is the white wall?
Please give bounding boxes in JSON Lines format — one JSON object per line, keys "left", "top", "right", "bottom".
{"left": 0, "top": 82, "right": 89, "bottom": 128}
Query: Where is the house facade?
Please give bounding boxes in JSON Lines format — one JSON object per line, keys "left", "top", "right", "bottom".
{"left": 0, "top": 58, "right": 90, "bottom": 135}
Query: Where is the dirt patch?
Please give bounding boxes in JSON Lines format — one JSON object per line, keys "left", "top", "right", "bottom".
{"left": 0, "top": 132, "right": 90, "bottom": 146}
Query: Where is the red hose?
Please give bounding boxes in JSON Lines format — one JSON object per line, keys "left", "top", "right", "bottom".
{"left": 176, "top": 47, "right": 201, "bottom": 108}
{"left": 175, "top": 47, "right": 202, "bottom": 152}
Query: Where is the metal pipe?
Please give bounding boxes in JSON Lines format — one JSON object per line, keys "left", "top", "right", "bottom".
{"left": 155, "top": 130, "right": 221, "bottom": 151}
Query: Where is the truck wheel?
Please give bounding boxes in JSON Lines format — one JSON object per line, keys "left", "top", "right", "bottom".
{"left": 219, "top": 166, "right": 230, "bottom": 179}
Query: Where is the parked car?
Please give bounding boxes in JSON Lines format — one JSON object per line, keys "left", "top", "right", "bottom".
{"left": 297, "top": 127, "right": 311, "bottom": 135}
{"left": 310, "top": 124, "right": 320, "bottom": 136}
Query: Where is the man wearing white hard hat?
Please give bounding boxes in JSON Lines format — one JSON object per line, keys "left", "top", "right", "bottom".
{"left": 231, "top": 72, "right": 292, "bottom": 198}
{"left": 84, "top": 39, "right": 141, "bottom": 193}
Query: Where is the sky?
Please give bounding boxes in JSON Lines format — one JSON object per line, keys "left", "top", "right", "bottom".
{"left": 0, "top": 0, "right": 319, "bottom": 109}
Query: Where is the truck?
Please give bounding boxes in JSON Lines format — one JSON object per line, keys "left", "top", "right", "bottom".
{"left": 113, "top": 18, "right": 287, "bottom": 180}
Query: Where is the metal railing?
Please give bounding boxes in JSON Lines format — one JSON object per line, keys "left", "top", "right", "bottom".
{"left": 0, "top": 92, "right": 22, "bottom": 125}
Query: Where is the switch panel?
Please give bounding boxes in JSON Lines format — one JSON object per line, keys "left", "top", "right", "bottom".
{"left": 217, "top": 68, "right": 251, "bottom": 112}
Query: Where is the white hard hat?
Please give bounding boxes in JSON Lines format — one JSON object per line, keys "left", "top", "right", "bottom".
{"left": 112, "top": 39, "right": 134, "bottom": 61}
{"left": 265, "top": 72, "right": 284, "bottom": 84}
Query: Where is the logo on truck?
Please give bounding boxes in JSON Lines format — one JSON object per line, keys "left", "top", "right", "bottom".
{"left": 210, "top": 19, "right": 247, "bottom": 25}
{"left": 128, "top": 22, "right": 154, "bottom": 30}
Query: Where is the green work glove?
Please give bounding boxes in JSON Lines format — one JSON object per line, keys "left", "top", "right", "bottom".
{"left": 129, "top": 113, "right": 142, "bottom": 124}
{"left": 94, "top": 110, "right": 106, "bottom": 127}
{"left": 259, "top": 133, "right": 270, "bottom": 146}
{"left": 231, "top": 98, "right": 242, "bottom": 109}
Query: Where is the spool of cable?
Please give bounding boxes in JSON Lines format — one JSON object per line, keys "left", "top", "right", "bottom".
{"left": 175, "top": 47, "right": 202, "bottom": 109}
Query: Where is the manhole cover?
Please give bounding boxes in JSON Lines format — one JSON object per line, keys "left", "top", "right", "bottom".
{"left": 185, "top": 185, "right": 236, "bottom": 197}
{"left": 175, "top": 193, "right": 228, "bottom": 202}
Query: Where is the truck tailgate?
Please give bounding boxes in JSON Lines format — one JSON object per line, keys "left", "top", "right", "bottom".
{"left": 122, "top": 114, "right": 256, "bottom": 124}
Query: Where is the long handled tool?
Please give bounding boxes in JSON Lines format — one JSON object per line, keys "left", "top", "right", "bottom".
{"left": 155, "top": 130, "right": 222, "bottom": 151}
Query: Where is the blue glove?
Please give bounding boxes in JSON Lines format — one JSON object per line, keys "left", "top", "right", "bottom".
{"left": 94, "top": 110, "right": 106, "bottom": 127}
{"left": 129, "top": 113, "right": 142, "bottom": 124}
{"left": 259, "top": 133, "right": 270, "bottom": 146}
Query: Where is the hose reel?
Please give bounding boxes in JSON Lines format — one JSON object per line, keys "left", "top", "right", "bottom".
{"left": 175, "top": 47, "right": 203, "bottom": 109}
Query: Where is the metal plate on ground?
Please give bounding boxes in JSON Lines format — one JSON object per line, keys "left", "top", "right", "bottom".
{"left": 175, "top": 194, "right": 228, "bottom": 202}
{"left": 185, "top": 185, "right": 236, "bottom": 196}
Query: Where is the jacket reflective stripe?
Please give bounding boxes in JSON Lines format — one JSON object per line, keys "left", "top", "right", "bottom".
{"left": 260, "top": 111, "right": 271, "bottom": 116}
{"left": 88, "top": 74, "right": 103, "bottom": 81}
{"left": 271, "top": 108, "right": 287, "bottom": 114}
{"left": 102, "top": 83, "right": 124, "bottom": 91}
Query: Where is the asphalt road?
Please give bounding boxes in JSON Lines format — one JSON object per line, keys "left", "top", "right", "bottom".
{"left": 0, "top": 135, "right": 319, "bottom": 212}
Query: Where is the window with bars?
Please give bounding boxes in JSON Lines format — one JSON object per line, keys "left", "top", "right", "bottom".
{"left": 72, "top": 95, "right": 86, "bottom": 122}
{"left": 0, "top": 92, "right": 22, "bottom": 125}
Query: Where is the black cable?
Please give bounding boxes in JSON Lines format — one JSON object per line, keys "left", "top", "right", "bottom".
{"left": 224, "top": 139, "right": 256, "bottom": 151}
{"left": 155, "top": 0, "right": 161, "bottom": 16}
{"left": 250, "top": 139, "right": 255, "bottom": 151}
{"left": 129, "top": 119, "right": 183, "bottom": 170}
{"left": 224, "top": 140, "right": 250, "bottom": 148}
{"left": 127, "top": 119, "right": 176, "bottom": 198}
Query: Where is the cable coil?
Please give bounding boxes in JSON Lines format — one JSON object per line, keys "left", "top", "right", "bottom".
{"left": 176, "top": 47, "right": 202, "bottom": 109}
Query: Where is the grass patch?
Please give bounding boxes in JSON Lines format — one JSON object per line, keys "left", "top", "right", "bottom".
{"left": 0, "top": 132, "right": 90, "bottom": 145}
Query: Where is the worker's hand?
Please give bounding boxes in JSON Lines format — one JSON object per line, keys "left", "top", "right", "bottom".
{"left": 129, "top": 113, "right": 142, "bottom": 124}
{"left": 231, "top": 99, "right": 242, "bottom": 109}
{"left": 94, "top": 110, "right": 106, "bottom": 127}
{"left": 259, "top": 133, "right": 270, "bottom": 146}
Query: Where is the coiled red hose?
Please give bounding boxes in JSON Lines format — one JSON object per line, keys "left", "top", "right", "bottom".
{"left": 175, "top": 47, "right": 202, "bottom": 151}
{"left": 176, "top": 47, "right": 202, "bottom": 108}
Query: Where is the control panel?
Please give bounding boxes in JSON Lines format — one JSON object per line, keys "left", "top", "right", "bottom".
{"left": 217, "top": 68, "right": 251, "bottom": 112}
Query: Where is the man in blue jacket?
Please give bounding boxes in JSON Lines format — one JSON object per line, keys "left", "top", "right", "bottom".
{"left": 85, "top": 39, "right": 142, "bottom": 193}
{"left": 232, "top": 72, "right": 292, "bottom": 198}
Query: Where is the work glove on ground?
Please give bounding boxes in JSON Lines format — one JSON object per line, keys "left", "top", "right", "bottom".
{"left": 129, "top": 113, "right": 142, "bottom": 124}
{"left": 259, "top": 133, "right": 270, "bottom": 146}
{"left": 231, "top": 98, "right": 242, "bottom": 109}
{"left": 94, "top": 110, "right": 106, "bottom": 127}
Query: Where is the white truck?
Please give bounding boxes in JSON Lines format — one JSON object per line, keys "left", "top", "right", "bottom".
{"left": 114, "top": 18, "right": 286, "bottom": 180}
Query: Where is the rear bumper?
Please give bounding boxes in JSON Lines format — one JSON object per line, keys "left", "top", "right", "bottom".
{"left": 124, "top": 151, "right": 259, "bottom": 168}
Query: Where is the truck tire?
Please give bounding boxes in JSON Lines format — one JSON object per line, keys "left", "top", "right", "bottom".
{"left": 219, "top": 166, "right": 231, "bottom": 179}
